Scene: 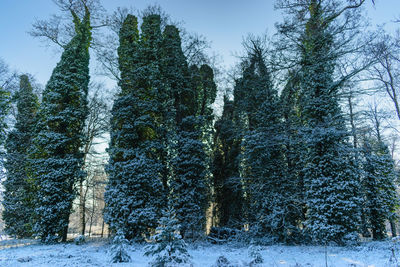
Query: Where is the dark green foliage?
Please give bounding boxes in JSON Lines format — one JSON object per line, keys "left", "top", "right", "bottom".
{"left": 298, "top": 1, "right": 361, "bottom": 244}
{"left": 3, "top": 75, "right": 39, "bottom": 238}
{"left": 30, "top": 8, "right": 91, "bottom": 243}
{"left": 196, "top": 65, "right": 218, "bottom": 173}
{"left": 280, "top": 72, "right": 307, "bottom": 241}
{"left": 196, "top": 65, "right": 217, "bottom": 118}
{"left": 238, "top": 51, "right": 294, "bottom": 241}
{"left": 161, "top": 25, "right": 194, "bottom": 125}
{"left": 362, "top": 140, "right": 399, "bottom": 240}
{"left": 104, "top": 15, "right": 218, "bottom": 241}
{"left": 213, "top": 97, "right": 243, "bottom": 229}
{"left": 104, "top": 14, "right": 165, "bottom": 241}
{"left": 138, "top": 15, "right": 170, "bottom": 200}
{"left": 161, "top": 25, "right": 215, "bottom": 238}
{"left": 170, "top": 116, "right": 208, "bottom": 238}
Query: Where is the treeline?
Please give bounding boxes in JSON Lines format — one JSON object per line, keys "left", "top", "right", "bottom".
{"left": 1, "top": 0, "right": 400, "bottom": 246}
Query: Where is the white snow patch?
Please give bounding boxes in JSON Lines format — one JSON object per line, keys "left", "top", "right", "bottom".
{"left": 0, "top": 239, "right": 398, "bottom": 266}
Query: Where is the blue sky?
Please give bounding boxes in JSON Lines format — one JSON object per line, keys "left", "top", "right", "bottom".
{"left": 0, "top": 0, "right": 398, "bottom": 87}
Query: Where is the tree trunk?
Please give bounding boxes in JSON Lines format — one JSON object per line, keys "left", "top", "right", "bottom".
{"left": 360, "top": 212, "right": 371, "bottom": 237}
{"left": 61, "top": 217, "right": 69, "bottom": 242}
{"left": 391, "top": 219, "right": 397, "bottom": 237}
{"left": 80, "top": 179, "right": 86, "bottom": 236}
{"left": 88, "top": 221, "right": 92, "bottom": 237}
{"left": 100, "top": 220, "right": 105, "bottom": 238}
{"left": 88, "top": 190, "right": 96, "bottom": 237}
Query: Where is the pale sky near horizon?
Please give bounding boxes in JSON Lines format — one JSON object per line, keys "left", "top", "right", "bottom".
{"left": 0, "top": 0, "right": 399, "bottom": 88}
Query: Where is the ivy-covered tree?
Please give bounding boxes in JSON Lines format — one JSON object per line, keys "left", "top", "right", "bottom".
{"left": 195, "top": 64, "right": 217, "bottom": 123}
{"left": 362, "top": 138, "right": 399, "bottom": 240}
{"left": 161, "top": 26, "right": 216, "bottom": 238}
{"left": 279, "top": 71, "right": 308, "bottom": 242}
{"left": 30, "top": 6, "right": 91, "bottom": 243}
{"left": 170, "top": 115, "right": 208, "bottom": 238}
{"left": 3, "top": 75, "right": 39, "bottom": 238}
{"left": 196, "top": 64, "right": 218, "bottom": 182}
{"left": 276, "top": 0, "right": 363, "bottom": 244}
{"left": 212, "top": 96, "right": 243, "bottom": 229}
{"left": 237, "top": 47, "right": 296, "bottom": 241}
{"left": 104, "top": 14, "right": 165, "bottom": 241}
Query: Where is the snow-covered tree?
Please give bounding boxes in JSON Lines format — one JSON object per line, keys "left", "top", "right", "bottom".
{"left": 3, "top": 75, "right": 39, "bottom": 238}
{"left": 161, "top": 25, "right": 214, "bottom": 238}
{"left": 275, "top": 0, "right": 368, "bottom": 243}
{"left": 280, "top": 71, "right": 308, "bottom": 242}
{"left": 248, "top": 244, "right": 264, "bottom": 266}
{"left": 145, "top": 208, "right": 192, "bottom": 267}
{"left": 238, "top": 46, "right": 292, "bottom": 241}
{"left": 30, "top": 6, "right": 91, "bottom": 243}
{"left": 109, "top": 230, "right": 131, "bottom": 263}
{"left": 213, "top": 256, "right": 232, "bottom": 267}
{"left": 170, "top": 116, "right": 208, "bottom": 238}
{"left": 104, "top": 14, "right": 165, "bottom": 241}
{"left": 212, "top": 96, "right": 243, "bottom": 229}
{"left": 362, "top": 139, "right": 399, "bottom": 240}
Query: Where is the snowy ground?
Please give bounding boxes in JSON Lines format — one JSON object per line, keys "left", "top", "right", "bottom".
{"left": 0, "top": 238, "right": 399, "bottom": 266}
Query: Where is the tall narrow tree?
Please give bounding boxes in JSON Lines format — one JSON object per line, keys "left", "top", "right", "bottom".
{"left": 280, "top": 71, "right": 307, "bottom": 241}
{"left": 360, "top": 105, "right": 399, "bottom": 239}
{"left": 277, "top": 0, "right": 363, "bottom": 243}
{"left": 104, "top": 14, "right": 165, "bottom": 241}
{"left": 30, "top": 6, "right": 91, "bottom": 243}
{"left": 362, "top": 139, "right": 399, "bottom": 240}
{"left": 3, "top": 75, "right": 39, "bottom": 238}
{"left": 161, "top": 26, "right": 216, "bottom": 238}
{"left": 212, "top": 96, "right": 243, "bottom": 228}
{"left": 238, "top": 49, "right": 293, "bottom": 240}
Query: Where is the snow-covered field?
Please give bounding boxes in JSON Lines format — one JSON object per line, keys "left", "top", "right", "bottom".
{"left": 0, "top": 238, "right": 399, "bottom": 266}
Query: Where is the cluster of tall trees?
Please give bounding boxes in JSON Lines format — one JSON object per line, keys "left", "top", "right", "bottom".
{"left": 1, "top": 0, "right": 400, "bottom": 246}
{"left": 103, "top": 14, "right": 216, "bottom": 241}
{"left": 212, "top": 0, "right": 399, "bottom": 245}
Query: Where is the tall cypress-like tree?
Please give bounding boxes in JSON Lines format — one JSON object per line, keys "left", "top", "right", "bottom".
{"left": 362, "top": 139, "right": 399, "bottom": 240}
{"left": 238, "top": 50, "right": 294, "bottom": 241}
{"left": 3, "top": 75, "right": 39, "bottom": 238}
{"left": 194, "top": 65, "right": 218, "bottom": 198}
{"left": 171, "top": 115, "right": 208, "bottom": 238}
{"left": 275, "top": 0, "right": 371, "bottom": 244}
{"left": 161, "top": 26, "right": 215, "bottom": 238}
{"left": 196, "top": 65, "right": 217, "bottom": 122}
{"left": 30, "top": 7, "right": 91, "bottom": 243}
{"left": 104, "top": 14, "right": 165, "bottom": 241}
{"left": 296, "top": 0, "right": 361, "bottom": 243}
{"left": 104, "top": 14, "right": 143, "bottom": 241}
{"left": 280, "top": 71, "right": 307, "bottom": 241}
{"left": 212, "top": 96, "right": 243, "bottom": 228}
